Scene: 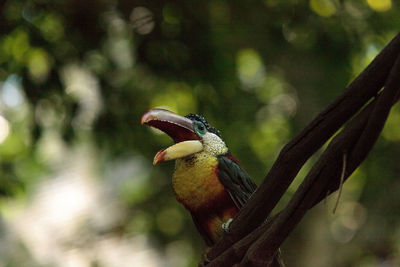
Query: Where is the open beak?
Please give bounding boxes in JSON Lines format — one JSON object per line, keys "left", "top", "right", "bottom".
{"left": 141, "top": 109, "right": 203, "bottom": 165}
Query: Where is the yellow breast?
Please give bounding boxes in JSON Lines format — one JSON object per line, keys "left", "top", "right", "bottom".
{"left": 172, "top": 153, "right": 225, "bottom": 211}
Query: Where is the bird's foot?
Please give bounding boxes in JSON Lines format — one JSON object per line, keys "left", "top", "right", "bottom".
{"left": 222, "top": 218, "right": 233, "bottom": 233}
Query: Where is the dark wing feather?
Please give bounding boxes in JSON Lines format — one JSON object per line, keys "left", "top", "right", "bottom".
{"left": 217, "top": 155, "right": 257, "bottom": 209}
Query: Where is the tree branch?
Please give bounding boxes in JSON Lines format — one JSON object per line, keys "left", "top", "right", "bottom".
{"left": 206, "top": 32, "right": 400, "bottom": 265}
{"left": 240, "top": 53, "right": 400, "bottom": 265}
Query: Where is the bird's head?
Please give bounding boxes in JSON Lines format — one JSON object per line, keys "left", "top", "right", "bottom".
{"left": 141, "top": 109, "right": 228, "bottom": 165}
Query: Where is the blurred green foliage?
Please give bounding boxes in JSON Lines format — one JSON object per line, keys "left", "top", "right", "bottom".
{"left": 0, "top": 0, "right": 400, "bottom": 266}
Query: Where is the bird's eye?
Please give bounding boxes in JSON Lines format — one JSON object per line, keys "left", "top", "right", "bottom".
{"left": 194, "top": 121, "right": 206, "bottom": 135}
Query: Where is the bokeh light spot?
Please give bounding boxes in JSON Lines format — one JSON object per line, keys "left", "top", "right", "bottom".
{"left": 36, "top": 13, "right": 65, "bottom": 42}
{"left": 330, "top": 202, "right": 367, "bottom": 243}
{"left": 0, "top": 115, "right": 10, "bottom": 144}
{"left": 131, "top": 7, "right": 155, "bottom": 35}
{"left": 237, "top": 49, "right": 266, "bottom": 89}
{"left": 310, "top": 0, "right": 337, "bottom": 17}
{"left": 1, "top": 74, "right": 24, "bottom": 108}
{"left": 250, "top": 117, "right": 290, "bottom": 163}
{"left": 3, "top": 28, "right": 30, "bottom": 63}
{"left": 150, "top": 82, "right": 197, "bottom": 115}
{"left": 366, "top": 0, "right": 392, "bottom": 12}
{"left": 27, "top": 48, "right": 52, "bottom": 83}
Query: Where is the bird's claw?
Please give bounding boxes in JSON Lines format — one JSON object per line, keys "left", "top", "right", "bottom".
{"left": 222, "top": 218, "right": 233, "bottom": 233}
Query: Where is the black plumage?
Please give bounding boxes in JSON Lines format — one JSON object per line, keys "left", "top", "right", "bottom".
{"left": 217, "top": 155, "right": 257, "bottom": 209}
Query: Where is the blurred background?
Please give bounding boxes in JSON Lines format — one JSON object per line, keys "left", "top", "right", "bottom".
{"left": 0, "top": 0, "right": 399, "bottom": 266}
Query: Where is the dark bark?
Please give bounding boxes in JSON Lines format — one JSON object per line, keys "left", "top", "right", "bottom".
{"left": 205, "top": 32, "right": 400, "bottom": 266}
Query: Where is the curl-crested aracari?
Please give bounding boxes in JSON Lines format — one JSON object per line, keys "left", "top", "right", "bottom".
{"left": 141, "top": 108, "right": 257, "bottom": 246}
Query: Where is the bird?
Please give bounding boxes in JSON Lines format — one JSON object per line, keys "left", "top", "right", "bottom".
{"left": 141, "top": 108, "right": 257, "bottom": 246}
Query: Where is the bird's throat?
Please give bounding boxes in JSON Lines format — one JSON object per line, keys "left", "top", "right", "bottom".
{"left": 172, "top": 153, "right": 225, "bottom": 211}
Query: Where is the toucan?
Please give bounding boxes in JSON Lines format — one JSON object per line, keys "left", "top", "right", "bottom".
{"left": 141, "top": 108, "right": 257, "bottom": 246}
